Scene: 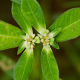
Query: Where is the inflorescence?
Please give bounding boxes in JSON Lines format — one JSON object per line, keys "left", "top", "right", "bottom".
{"left": 25, "top": 34, "right": 36, "bottom": 49}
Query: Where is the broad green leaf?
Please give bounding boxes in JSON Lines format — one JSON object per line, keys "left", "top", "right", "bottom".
{"left": 13, "top": 49, "right": 33, "bottom": 80}
{"left": 12, "top": 2, "right": 33, "bottom": 35}
{"left": 41, "top": 45, "right": 59, "bottom": 80}
{"left": 11, "top": 0, "right": 21, "bottom": 4}
{"left": 21, "top": 0, "right": 46, "bottom": 34}
{"left": 49, "top": 8, "right": 80, "bottom": 42}
{"left": 0, "top": 21, "right": 25, "bottom": 50}
{"left": 49, "top": 28, "right": 62, "bottom": 38}
{"left": 17, "top": 41, "right": 26, "bottom": 55}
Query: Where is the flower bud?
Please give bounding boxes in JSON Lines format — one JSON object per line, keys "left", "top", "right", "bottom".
{"left": 41, "top": 39, "right": 44, "bottom": 42}
{"left": 32, "top": 40, "right": 35, "bottom": 42}
{"left": 44, "top": 33, "right": 47, "bottom": 36}
{"left": 43, "top": 43, "right": 45, "bottom": 46}
{"left": 31, "top": 45, "right": 34, "bottom": 49}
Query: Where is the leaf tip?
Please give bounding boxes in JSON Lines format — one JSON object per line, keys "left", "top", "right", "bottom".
{"left": 56, "top": 46, "right": 60, "bottom": 50}
{"left": 17, "top": 49, "right": 21, "bottom": 55}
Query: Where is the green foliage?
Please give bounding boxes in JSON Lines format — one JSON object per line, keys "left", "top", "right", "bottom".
{"left": 0, "top": 0, "right": 80, "bottom": 80}
{"left": 17, "top": 41, "right": 26, "bottom": 55}
{"left": 49, "top": 28, "right": 62, "bottom": 38}
{"left": 41, "top": 45, "right": 59, "bottom": 80}
{"left": 11, "top": 0, "right": 21, "bottom": 4}
{"left": 50, "top": 42, "right": 59, "bottom": 49}
{"left": 13, "top": 49, "right": 33, "bottom": 80}
{"left": 34, "top": 36, "right": 40, "bottom": 43}
{"left": 12, "top": 2, "right": 33, "bottom": 35}
{"left": 49, "top": 8, "right": 80, "bottom": 42}
{"left": 21, "top": 0, "right": 46, "bottom": 34}
{"left": 0, "top": 20, "right": 24, "bottom": 50}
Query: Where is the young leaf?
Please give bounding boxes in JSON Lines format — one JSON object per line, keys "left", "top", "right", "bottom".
{"left": 13, "top": 49, "right": 33, "bottom": 80}
{"left": 12, "top": 2, "right": 33, "bottom": 35}
{"left": 49, "top": 28, "right": 62, "bottom": 38}
{"left": 21, "top": 0, "right": 46, "bottom": 34}
{"left": 11, "top": 0, "right": 21, "bottom": 4}
{"left": 49, "top": 8, "right": 80, "bottom": 42}
{"left": 0, "top": 21, "right": 25, "bottom": 50}
{"left": 17, "top": 41, "right": 26, "bottom": 55}
{"left": 34, "top": 36, "right": 40, "bottom": 43}
{"left": 41, "top": 45, "right": 59, "bottom": 80}
{"left": 50, "top": 42, "right": 59, "bottom": 49}
{"left": 49, "top": 38, "right": 54, "bottom": 44}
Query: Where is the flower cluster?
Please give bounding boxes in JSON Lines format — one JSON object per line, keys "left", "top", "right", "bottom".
{"left": 38, "top": 33, "right": 50, "bottom": 46}
{"left": 25, "top": 34, "right": 36, "bottom": 49}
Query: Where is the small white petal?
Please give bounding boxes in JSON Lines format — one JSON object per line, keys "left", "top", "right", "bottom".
{"left": 31, "top": 45, "right": 34, "bottom": 49}
{"left": 25, "top": 38, "right": 27, "bottom": 40}
{"left": 27, "top": 42, "right": 30, "bottom": 45}
{"left": 47, "top": 37, "right": 49, "bottom": 39}
{"left": 32, "top": 34, "right": 35, "bottom": 38}
{"left": 46, "top": 39, "right": 49, "bottom": 42}
{"left": 43, "top": 43, "right": 45, "bottom": 46}
{"left": 44, "top": 33, "right": 47, "bottom": 36}
{"left": 41, "top": 39, "right": 44, "bottom": 42}
{"left": 32, "top": 40, "right": 35, "bottom": 42}
{"left": 28, "top": 36, "right": 29, "bottom": 39}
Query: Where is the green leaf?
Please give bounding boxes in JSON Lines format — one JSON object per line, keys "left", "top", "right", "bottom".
{"left": 12, "top": 2, "right": 33, "bottom": 35}
{"left": 49, "top": 8, "right": 80, "bottom": 42}
{"left": 21, "top": 0, "right": 46, "bottom": 34}
{"left": 41, "top": 45, "right": 59, "bottom": 80}
{"left": 13, "top": 49, "right": 33, "bottom": 80}
{"left": 50, "top": 42, "right": 59, "bottom": 49}
{"left": 49, "top": 28, "right": 62, "bottom": 38}
{"left": 34, "top": 36, "right": 40, "bottom": 43}
{"left": 0, "top": 21, "right": 25, "bottom": 50}
{"left": 11, "top": 0, "right": 21, "bottom": 4}
{"left": 17, "top": 41, "right": 26, "bottom": 55}
{"left": 49, "top": 38, "right": 54, "bottom": 45}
